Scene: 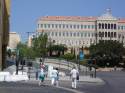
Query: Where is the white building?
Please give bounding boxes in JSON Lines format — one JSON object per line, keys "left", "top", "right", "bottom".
{"left": 36, "top": 9, "right": 125, "bottom": 48}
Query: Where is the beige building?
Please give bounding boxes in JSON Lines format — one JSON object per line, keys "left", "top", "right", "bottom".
{"left": 0, "top": 0, "right": 10, "bottom": 70}
{"left": 36, "top": 9, "right": 125, "bottom": 49}
{"left": 8, "top": 32, "right": 21, "bottom": 50}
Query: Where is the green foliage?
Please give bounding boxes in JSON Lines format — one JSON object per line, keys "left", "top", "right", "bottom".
{"left": 89, "top": 40, "right": 125, "bottom": 57}
{"left": 47, "top": 44, "right": 67, "bottom": 56}
{"left": 32, "top": 33, "right": 48, "bottom": 57}
{"left": 89, "top": 40, "right": 125, "bottom": 67}
{"left": 61, "top": 53, "right": 75, "bottom": 61}
{"left": 17, "top": 43, "right": 36, "bottom": 59}
{"left": 16, "top": 33, "right": 48, "bottom": 59}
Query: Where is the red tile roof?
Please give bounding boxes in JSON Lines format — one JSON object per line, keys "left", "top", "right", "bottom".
{"left": 38, "top": 16, "right": 125, "bottom": 23}
{"left": 39, "top": 16, "right": 97, "bottom": 21}
{"left": 118, "top": 18, "right": 125, "bottom": 23}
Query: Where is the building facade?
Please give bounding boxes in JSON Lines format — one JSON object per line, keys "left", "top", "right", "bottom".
{"left": 7, "top": 32, "right": 21, "bottom": 50}
{"left": 0, "top": 0, "right": 10, "bottom": 70}
{"left": 36, "top": 9, "right": 125, "bottom": 49}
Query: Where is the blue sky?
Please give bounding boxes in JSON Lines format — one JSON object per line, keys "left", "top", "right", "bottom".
{"left": 10, "top": 0, "right": 125, "bottom": 41}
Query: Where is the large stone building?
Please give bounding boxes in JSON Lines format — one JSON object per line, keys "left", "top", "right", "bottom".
{"left": 7, "top": 32, "right": 21, "bottom": 50}
{"left": 35, "top": 9, "right": 125, "bottom": 51}
{"left": 0, "top": 0, "right": 10, "bottom": 70}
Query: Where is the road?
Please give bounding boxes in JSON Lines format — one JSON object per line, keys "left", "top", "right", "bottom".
{"left": 72, "top": 71, "right": 125, "bottom": 93}
{"left": 0, "top": 71, "right": 125, "bottom": 93}
{"left": 0, "top": 82, "right": 75, "bottom": 93}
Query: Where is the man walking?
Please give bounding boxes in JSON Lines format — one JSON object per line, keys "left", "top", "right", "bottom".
{"left": 70, "top": 66, "right": 79, "bottom": 89}
{"left": 51, "top": 68, "right": 59, "bottom": 87}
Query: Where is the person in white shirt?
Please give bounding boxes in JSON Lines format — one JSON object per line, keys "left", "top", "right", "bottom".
{"left": 51, "top": 68, "right": 59, "bottom": 86}
{"left": 70, "top": 66, "right": 79, "bottom": 89}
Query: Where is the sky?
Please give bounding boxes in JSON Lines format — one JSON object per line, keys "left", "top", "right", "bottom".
{"left": 10, "top": 0, "right": 125, "bottom": 42}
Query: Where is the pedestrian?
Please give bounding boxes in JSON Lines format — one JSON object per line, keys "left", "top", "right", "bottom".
{"left": 70, "top": 66, "right": 79, "bottom": 89}
{"left": 55, "top": 68, "right": 59, "bottom": 87}
{"left": 38, "top": 68, "right": 45, "bottom": 86}
{"left": 51, "top": 68, "right": 59, "bottom": 87}
{"left": 40, "top": 62, "right": 45, "bottom": 70}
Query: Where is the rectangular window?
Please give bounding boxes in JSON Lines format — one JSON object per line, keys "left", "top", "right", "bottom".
{"left": 74, "top": 33, "right": 76, "bottom": 37}
{"left": 81, "top": 25, "right": 83, "bottom": 29}
{"left": 84, "top": 25, "right": 87, "bottom": 29}
{"left": 88, "top": 33, "right": 90, "bottom": 37}
{"left": 92, "top": 25, "right": 95, "bottom": 29}
{"left": 66, "top": 25, "right": 69, "bottom": 28}
{"left": 51, "top": 32, "right": 54, "bottom": 36}
{"left": 77, "top": 32, "right": 79, "bottom": 37}
{"left": 41, "top": 24, "right": 43, "bottom": 28}
{"left": 77, "top": 25, "right": 79, "bottom": 29}
{"left": 88, "top": 25, "right": 90, "bottom": 29}
{"left": 63, "top": 24, "right": 65, "bottom": 28}
{"left": 121, "top": 26, "right": 124, "bottom": 30}
{"left": 84, "top": 33, "right": 87, "bottom": 37}
{"left": 81, "top": 32, "right": 83, "bottom": 37}
{"left": 59, "top": 32, "right": 61, "bottom": 36}
{"left": 48, "top": 24, "right": 50, "bottom": 28}
{"left": 55, "top": 32, "right": 57, "bottom": 36}
{"left": 70, "top": 32, "right": 72, "bottom": 37}
{"left": 44, "top": 24, "right": 46, "bottom": 28}
{"left": 63, "top": 32, "right": 65, "bottom": 36}
{"left": 70, "top": 25, "right": 72, "bottom": 29}
{"left": 66, "top": 32, "right": 69, "bottom": 36}
{"left": 118, "top": 26, "right": 120, "bottom": 30}
{"left": 55, "top": 24, "right": 58, "bottom": 28}
{"left": 52, "top": 24, "right": 54, "bottom": 28}
{"left": 59, "top": 24, "right": 61, "bottom": 28}
{"left": 74, "top": 25, "right": 76, "bottom": 29}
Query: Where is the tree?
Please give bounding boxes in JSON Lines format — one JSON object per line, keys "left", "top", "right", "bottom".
{"left": 32, "top": 33, "right": 48, "bottom": 58}
{"left": 89, "top": 40, "right": 125, "bottom": 67}
{"left": 47, "top": 44, "right": 67, "bottom": 57}
{"left": 17, "top": 42, "right": 36, "bottom": 59}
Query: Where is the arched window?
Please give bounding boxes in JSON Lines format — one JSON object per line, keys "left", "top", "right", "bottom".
{"left": 111, "top": 24, "right": 113, "bottom": 29}
{"left": 108, "top": 24, "right": 110, "bottom": 29}
{"left": 108, "top": 32, "right": 110, "bottom": 37}
{"left": 99, "top": 23, "right": 101, "bottom": 29}
{"left": 99, "top": 32, "right": 101, "bottom": 37}
{"left": 102, "top": 32, "right": 104, "bottom": 37}
{"left": 105, "top": 32, "right": 107, "bottom": 37}
{"left": 102, "top": 23, "right": 104, "bottom": 29}
{"left": 105, "top": 23, "right": 107, "bottom": 29}
{"left": 111, "top": 32, "right": 113, "bottom": 38}
{"left": 114, "top": 32, "right": 116, "bottom": 37}
{"left": 114, "top": 24, "right": 116, "bottom": 29}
